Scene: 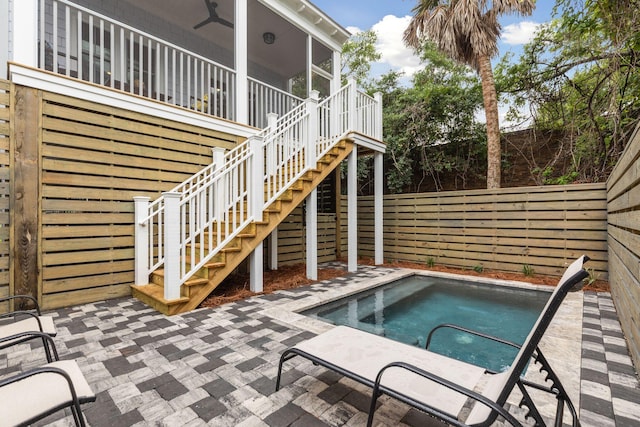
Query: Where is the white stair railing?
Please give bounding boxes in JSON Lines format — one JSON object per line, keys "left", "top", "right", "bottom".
{"left": 134, "top": 79, "right": 382, "bottom": 300}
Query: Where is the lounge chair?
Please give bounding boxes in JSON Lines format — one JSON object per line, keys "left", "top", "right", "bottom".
{"left": 0, "top": 295, "right": 57, "bottom": 361}
{"left": 276, "top": 255, "right": 589, "bottom": 427}
{"left": 0, "top": 331, "right": 95, "bottom": 426}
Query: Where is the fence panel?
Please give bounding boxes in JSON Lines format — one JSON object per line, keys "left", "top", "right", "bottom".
{"left": 38, "top": 90, "right": 240, "bottom": 309}
{"left": 341, "top": 183, "right": 608, "bottom": 278}
{"left": 607, "top": 120, "right": 640, "bottom": 371}
{"left": 0, "top": 80, "right": 10, "bottom": 310}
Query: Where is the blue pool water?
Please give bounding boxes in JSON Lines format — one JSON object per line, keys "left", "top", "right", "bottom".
{"left": 302, "top": 275, "right": 549, "bottom": 372}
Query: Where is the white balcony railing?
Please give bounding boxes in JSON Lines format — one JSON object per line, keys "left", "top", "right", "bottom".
{"left": 38, "top": 0, "right": 306, "bottom": 127}
{"left": 134, "top": 80, "right": 382, "bottom": 301}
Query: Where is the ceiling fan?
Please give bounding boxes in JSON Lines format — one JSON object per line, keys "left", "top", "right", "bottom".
{"left": 193, "top": 0, "right": 233, "bottom": 30}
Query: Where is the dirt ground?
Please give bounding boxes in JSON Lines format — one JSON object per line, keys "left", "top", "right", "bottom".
{"left": 199, "top": 259, "right": 609, "bottom": 309}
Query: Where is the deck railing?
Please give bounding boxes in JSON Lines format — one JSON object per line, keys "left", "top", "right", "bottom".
{"left": 134, "top": 78, "right": 380, "bottom": 300}
{"left": 38, "top": 0, "right": 306, "bottom": 126}
{"left": 249, "top": 78, "right": 304, "bottom": 129}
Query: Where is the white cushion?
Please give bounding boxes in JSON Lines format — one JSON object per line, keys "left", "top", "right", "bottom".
{"left": 0, "top": 316, "right": 57, "bottom": 343}
{"left": 0, "top": 360, "right": 94, "bottom": 426}
{"left": 294, "top": 325, "right": 486, "bottom": 417}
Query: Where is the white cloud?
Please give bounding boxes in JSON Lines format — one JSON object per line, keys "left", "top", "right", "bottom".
{"left": 501, "top": 21, "right": 541, "bottom": 45}
{"left": 371, "top": 15, "right": 422, "bottom": 77}
{"left": 346, "top": 26, "right": 362, "bottom": 35}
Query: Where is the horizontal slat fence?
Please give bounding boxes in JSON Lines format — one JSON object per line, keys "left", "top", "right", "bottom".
{"left": 607, "top": 120, "right": 640, "bottom": 370}
{"left": 276, "top": 207, "right": 337, "bottom": 265}
{"left": 38, "top": 89, "right": 242, "bottom": 309}
{"left": 341, "top": 183, "right": 608, "bottom": 278}
{"left": 0, "top": 81, "right": 10, "bottom": 310}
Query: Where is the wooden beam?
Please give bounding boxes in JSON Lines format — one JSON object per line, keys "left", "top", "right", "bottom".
{"left": 11, "top": 85, "right": 41, "bottom": 306}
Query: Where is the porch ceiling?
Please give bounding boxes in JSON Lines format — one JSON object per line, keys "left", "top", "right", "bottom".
{"left": 119, "top": 0, "right": 344, "bottom": 79}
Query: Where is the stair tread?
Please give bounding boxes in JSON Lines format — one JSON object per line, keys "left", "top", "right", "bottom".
{"left": 131, "top": 284, "right": 190, "bottom": 305}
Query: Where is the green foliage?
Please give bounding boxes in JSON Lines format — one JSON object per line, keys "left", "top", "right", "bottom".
{"left": 341, "top": 30, "right": 381, "bottom": 86}
{"left": 585, "top": 267, "right": 600, "bottom": 286}
{"left": 522, "top": 264, "right": 535, "bottom": 277}
{"left": 426, "top": 257, "right": 436, "bottom": 268}
{"left": 473, "top": 264, "right": 484, "bottom": 273}
{"left": 496, "top": 0, "right": 640, "bottom": 183}
{"left": 367, "top": 43, "right": 486, "bottom": 193}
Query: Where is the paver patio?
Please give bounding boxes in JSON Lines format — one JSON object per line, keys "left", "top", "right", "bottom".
{"left": 1, "top": 264, "right": 638, "bottom": 426}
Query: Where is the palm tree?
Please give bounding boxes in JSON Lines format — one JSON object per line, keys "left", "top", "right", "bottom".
{"left": 404, "top": 0, "right": 534, "bottom": 189}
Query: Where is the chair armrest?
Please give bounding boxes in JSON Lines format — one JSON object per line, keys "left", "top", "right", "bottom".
{"left": 0, "top": 331, "right": 60, "bottom": 361}
{"left": 425, "top": 323, "right": 521, "bottom": 351}
{"left": 370, "top": 361, "right": 524, "bottom": 427}
{"left": 0, "top": 295, "right": 41, "bottom": 315}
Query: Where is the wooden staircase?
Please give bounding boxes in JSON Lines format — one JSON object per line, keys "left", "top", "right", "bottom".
{"left": 131, "top": 139, "right": 354, "bottom": 315}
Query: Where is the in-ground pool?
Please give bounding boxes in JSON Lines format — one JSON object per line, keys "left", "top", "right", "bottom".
{"left": 302, "top": 274, "right": 550, "bottom": 372}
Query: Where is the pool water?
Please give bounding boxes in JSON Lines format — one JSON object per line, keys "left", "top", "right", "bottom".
{"left": 302, "top": 275, "right": 549, "bottom": 372}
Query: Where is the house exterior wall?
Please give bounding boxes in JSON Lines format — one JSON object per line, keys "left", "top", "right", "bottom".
{"left": 606, "top": 120, "right": 640, "bottom": 372}
{"left": 0, "top": 0, "right": 11, "bottom": 79}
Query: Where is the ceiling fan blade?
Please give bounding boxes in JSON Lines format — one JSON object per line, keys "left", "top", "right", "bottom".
{"left": 193, "top": 17, "right": 213, "bottom": 30}
{"left": 217, "top": 18, "right": 234, "bottom": 29}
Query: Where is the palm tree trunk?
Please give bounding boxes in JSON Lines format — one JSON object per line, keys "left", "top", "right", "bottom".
{"left": 479, "top": 54, "right": 501, "bottom": 189}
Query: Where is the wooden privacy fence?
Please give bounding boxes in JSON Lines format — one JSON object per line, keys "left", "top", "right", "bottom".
{"left": 276, "top": 207, "right": 337, "bottom": 265}
{"left": 0, "top": 81, "right": 10, "bottom": 309}
{"left": 342, "top": 183, "right": 608, "bottom": 278}
{"left": 607, "top": 121, "right": 640, "bottom": 371}
{"left": 8, "top": 80, "right": 243, "bottom": 309}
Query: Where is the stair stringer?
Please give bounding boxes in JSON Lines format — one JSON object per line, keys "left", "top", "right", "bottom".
{"left": 133, "top": 138, "right": 354, "bottom": 315}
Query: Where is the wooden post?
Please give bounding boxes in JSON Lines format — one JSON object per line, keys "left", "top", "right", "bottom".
{"left": 133, "top": 196, "right": 150, "bottom": 285}
{"left": 12, "top": 85, "right": 41, "bottom": 306}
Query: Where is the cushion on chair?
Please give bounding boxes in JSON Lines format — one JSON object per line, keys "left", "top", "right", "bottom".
{"left": 0, "top": 315, "right": 57, "bottom": 341}
{"left": 0, "top": 360, "right": 95, "bottom": 426}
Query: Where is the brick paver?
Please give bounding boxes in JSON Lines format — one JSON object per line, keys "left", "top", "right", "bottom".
{"left": 1, "top": 264, "right": 637, "bottom": 426}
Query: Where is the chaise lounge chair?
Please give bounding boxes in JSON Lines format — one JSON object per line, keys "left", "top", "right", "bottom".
{"left": 0, "top": 295, "right": 57, "bottom": 360}
{"left": 276, "top": 255, "right": 589, "bottom": 427}
{"left": 0, "top": 331, "right": 95, "bottom": 426}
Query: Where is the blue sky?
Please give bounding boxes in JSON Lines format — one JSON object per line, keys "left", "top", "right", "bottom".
{"left": 312, "top": 0, "right": 557, "bottom": 78}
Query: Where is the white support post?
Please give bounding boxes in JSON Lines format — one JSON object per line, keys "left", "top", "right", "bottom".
{"left": 212, "top": 147, "right": 226, "bottom": 230}
{"left": 0, "top": 0, "right": 10, "bottom": 80}
{"left": 306, "top": 34, "right": 313, "bottom": 96}
{"left": 134, "top": 196, "right": 150, "bottom": 285}
{"left": 269, "top": 228, "right": 278, "bottom": 270}
{"left": 266, "top": 113, "right": 278, "bottom": 176}
{"left": 11, "top": 0, "right": 38, "bottom": 69}
{"left": 163, "top": 192, "right": 182, "bottom": 300}
{"left": 249, "top": 137, "right": 264, "bottom": 220}
{"left": 267, "top": 112, "right": 278, "bottom": 130}
{"left": 374, "top": 152, "right": 384, "bottom": 265}
{"left": 374, "top": 92, "right": 383, "bottom": 140}
{"left": 249, "top": 243, "right": 263, "bottom": 292}
{"left": 331, "top": 50, "right": 341, "bottom": 93}
{"left": 347, "top": 146, "right": 358, "bottom": 272}
{"left": 306, "top": 190, "right": 318, "bottom": 280}
{"left": 212, "top": 146, "right": 226, "bottom": 167}
{"left": 235, "top": 0, "right": 248, "bottom": 124}
{"left": 347, "top": 78, "right": 357, "bottom": 132}
{"left": 305, "top": 90, "right": 319, "bottom": 170}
